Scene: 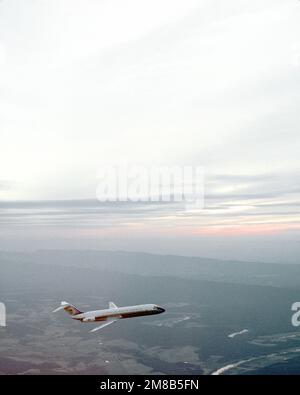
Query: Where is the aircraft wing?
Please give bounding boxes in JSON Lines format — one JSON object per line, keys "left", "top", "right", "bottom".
{"left": 109, "top": 301, "right": 118, "bottom": 309}
{"left": 90, "top": 319, "right": 118, "bottom": 332}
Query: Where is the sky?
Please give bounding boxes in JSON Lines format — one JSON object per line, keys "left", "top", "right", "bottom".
{"left": 1, "top": 0, "right": 300, "bottom": 262}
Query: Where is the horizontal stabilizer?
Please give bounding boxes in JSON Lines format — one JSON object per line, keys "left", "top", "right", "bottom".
{"left": 52, "top": 305, "right": 66, "bottom": 313}
{"left": 52, "top": 301, "right": 82, "bottom": 315}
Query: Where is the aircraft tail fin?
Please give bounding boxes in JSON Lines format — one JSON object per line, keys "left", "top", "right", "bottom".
{"left": 52, "top": 301, "right": 82, "bottom": 316}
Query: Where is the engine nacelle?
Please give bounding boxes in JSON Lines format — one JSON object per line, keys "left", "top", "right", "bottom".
{"left": 83, "top": 317, "right": 96, "bottom": 322}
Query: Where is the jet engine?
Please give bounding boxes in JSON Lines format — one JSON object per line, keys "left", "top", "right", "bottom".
{"left": 83, "top": 317, "right": 96, "bottom": 322}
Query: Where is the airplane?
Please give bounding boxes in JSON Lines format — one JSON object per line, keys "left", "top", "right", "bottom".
{"left": 53, "top": 301, "right": 165, "bottom": 332}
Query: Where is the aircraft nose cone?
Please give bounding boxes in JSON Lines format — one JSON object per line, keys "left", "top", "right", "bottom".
{"left": 159, "top": 307, "right": 165, "bottom": 313}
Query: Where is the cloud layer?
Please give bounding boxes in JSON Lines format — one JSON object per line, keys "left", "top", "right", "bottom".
{"left": 0, "top": 1, "right": 300, "bottom": 259}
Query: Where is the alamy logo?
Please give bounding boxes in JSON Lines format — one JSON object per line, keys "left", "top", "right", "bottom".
{"left": 96, "top": 165, "right": 205, "bottom": 209}
{"left": 291, "top": 302, "right": 300, "bottom": 326}
{"left": 0, "top": 303, "right": 6, "bottom": 327}
{"left": 291, "top": 302, "right": 300, "bottom": 327}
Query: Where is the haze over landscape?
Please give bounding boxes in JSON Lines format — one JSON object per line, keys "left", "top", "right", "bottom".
{"left": 1, "top": 0, "right": 300, "bottom": 376}
{"left": 2, "top": 249, "right": 300, "bottom": 375}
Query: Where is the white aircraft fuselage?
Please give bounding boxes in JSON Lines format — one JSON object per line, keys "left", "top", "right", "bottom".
{"left": 75, "top": 304, "right": 165, "bottom": 322}
{"left": 53, "top": 301, "right": 165, "bottom": 332}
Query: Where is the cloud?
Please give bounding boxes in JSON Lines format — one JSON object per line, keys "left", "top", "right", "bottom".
{"left": 1, "top": 169, "right": 300, "bottom": 235}
{"left": 1, "top": 0, "right": 300, "bottom": 200}
{"left": 0, "top": 180, "right": 14, "bottom": 191}
{"left": 0, "top": 1, "right": 300, "bottom": 256}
